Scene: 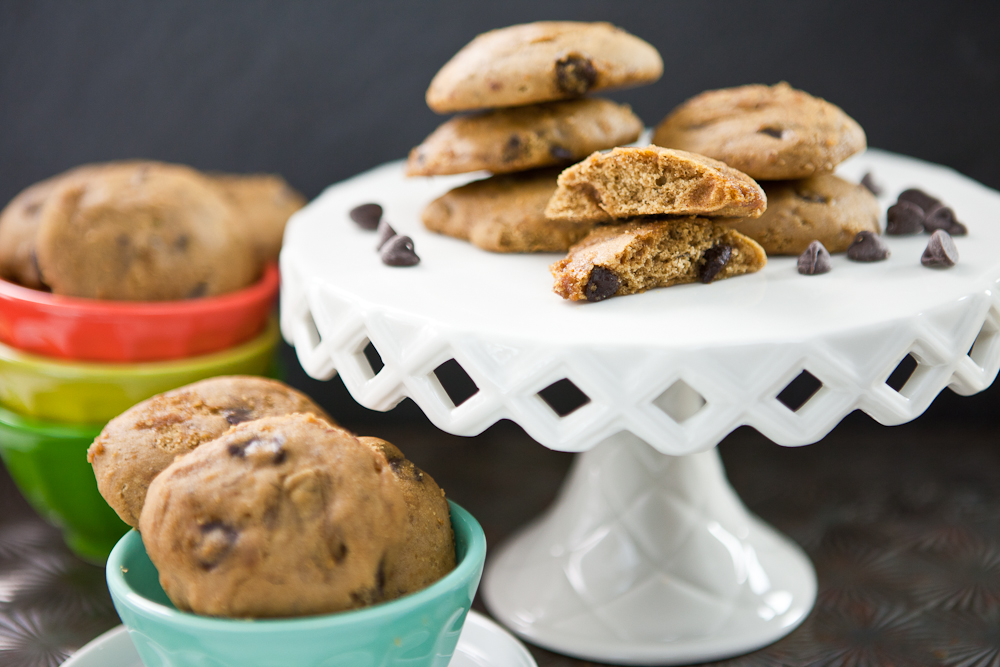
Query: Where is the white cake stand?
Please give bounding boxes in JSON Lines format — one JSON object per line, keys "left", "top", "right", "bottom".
{"left": 280, "top": 150, "right": 1000, "bottom": 665}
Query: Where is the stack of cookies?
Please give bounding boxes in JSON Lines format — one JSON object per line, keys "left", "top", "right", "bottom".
{"left": 408, "top": 21, "right": 663, "bottom": 253}
{"left": 652, "top": 83, "right": 879, "bottom": 256}
{"left": 545, "top": 145, "right": 769, "bottom": 301}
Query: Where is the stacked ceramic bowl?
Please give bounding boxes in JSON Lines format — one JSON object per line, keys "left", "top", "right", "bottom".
{"left": 0, "top": 264, "right": 280, "bottom": 561}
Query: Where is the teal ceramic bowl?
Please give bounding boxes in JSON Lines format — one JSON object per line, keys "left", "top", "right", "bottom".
{"left": 0, "top": 405, "right": 128, "bottom": 562}
{"left": 107, "top": 500, "right": 486, "bottom": 667}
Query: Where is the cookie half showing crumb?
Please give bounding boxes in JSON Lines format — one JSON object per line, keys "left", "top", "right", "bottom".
{"left": 723, "top": 174, "right": 880, "bottom": 255}
{"left": 88, "top": 376, "right": 333, "bottom": 528}
{"left": 550, "top": 217, "right": 767, "bottom": 301}
{"left": 407, "top": 98, "right": 643, "bottom": 177}
{"left": 652, "top": 83, "right": 866, "bottom": 181}
{"left": 545, "top": 146, "right": 766, "bottom": 222}
{"left": 422, "top": 169, "right": 594, "bottom": 253}
{"left": 426, "top": 21, "right": 663, "bottom": 113}
{"left": 139, "top": 414, "right": 411, "bottom": 618}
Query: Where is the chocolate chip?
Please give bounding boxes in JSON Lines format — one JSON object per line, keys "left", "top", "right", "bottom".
{"left": 350, "top": 203, "right": 382, "bottom": 230}
{"left": 585, "top": 266, "right": 620, "bottom": 301}
{"left": 195, "top": 522, "right": 237, "bottom": 570}
{"left": 116, "top": 233, "right": 130, "bottom": 247}
{"left": 796, "top": 190, "right": 828, "bottom": 204}
{"left": 897, "top": 188, "right": 941, "bottom": 213}
{"left": 886, "top": 201, "right": 925, "bottom": 235}
{"left": 555, "top": 54, "right": 597, "bottom": 95}
{"left": 923, "top": 205, "right": 966, "bottom": 235}
{"left": 847, "top": 231, "right": 890, "bottom": 262}
{"left": 860, "top": 172, "right": 883, "bottom": 196}
{"left": 501, "top": 135, "right": 522, "bottom": 162}
{"left": 227, "top": 434, "right": 286, "bottom": 464}
{"left": 187, "top": 282, "right": 208, "bottom": 298}
{"left": 375, "top": 219, "right": 396, "bottom": 250}
{"left": 380, "top": 235, "right": 420, "bottom": 266}
{"left": 549, "top": 145, "right": 573, "bottom": 160}
{"left": 758, "top": 126, "right": 786, "bottom": 139}
{"left": 174, "top": 234, "right": 190, "bottom": 251}
{"left": 222, "top": 407, "right": 253, "bottom": 425}
{"left": 921, "top": 229, "right": 959, "bottom": 268}
{"left": 797, "top": 240, "right": 832, "bottom": 275}
{"left": 699, "top": 244, "right": 732, "bottom": 283}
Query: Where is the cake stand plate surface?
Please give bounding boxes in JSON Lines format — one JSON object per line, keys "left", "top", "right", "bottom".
{"left": 281, "top": 150, "right": 1000, "bottom": 664}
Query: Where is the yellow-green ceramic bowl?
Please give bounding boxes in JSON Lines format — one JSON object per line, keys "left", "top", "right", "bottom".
{"left": 0, "top": 318, "right": 279, "bottom": 424}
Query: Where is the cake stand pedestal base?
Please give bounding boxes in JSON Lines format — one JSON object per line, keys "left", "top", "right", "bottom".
{"left": 483, "top": 432, "right": 816, "bottom": 665}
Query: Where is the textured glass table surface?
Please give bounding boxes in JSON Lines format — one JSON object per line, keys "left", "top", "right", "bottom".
{"left": 1, "top": 388, "right": 999, "bottom": 667}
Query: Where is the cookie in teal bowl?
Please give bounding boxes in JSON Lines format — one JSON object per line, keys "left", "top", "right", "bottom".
{"left": 106, "top": 500, "right": 486, "bottom": 667}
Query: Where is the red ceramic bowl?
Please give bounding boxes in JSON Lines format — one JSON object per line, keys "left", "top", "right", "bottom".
{"left": 0, "top": 263, "right": 279, "bottom": 363}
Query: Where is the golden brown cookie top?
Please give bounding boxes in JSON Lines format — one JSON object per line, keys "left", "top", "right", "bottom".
{"left": 550, "top": 217, "right": 767, "bottom": 301}
{"left": 35, "top": 161, "right": 257, "bottom": 300}
{"left": 545, "top": 146, "right": 767, "bottom": 222}
{"left": 209, "top": 173, "right": 306, "bottom": 267}
{"left": 724, "top": 174, "right": 881, "bottom": 255}
{"left": 407, "top": 98, "right": 643, "bottom": 177}
{"left": 652, "top": 83, "right": 866, "bottom": 180}
{"left": 421, "top": 169, "right": 594, "bottom": 253}
{"left": 139, "top": 414, "right": 409, "bottom": 617}
{"left": 88, "top": 375, "right": 333, "bottom": 528}
{"left": 426, "top": 22, "right": 663, "bottom": 113}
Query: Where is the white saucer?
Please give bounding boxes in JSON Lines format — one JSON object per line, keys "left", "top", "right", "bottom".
{"left": 61, "top": 610, "right": 537, "bottom": 667}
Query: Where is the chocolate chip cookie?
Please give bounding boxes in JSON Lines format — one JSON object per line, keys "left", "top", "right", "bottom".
{"left": 422, "top": 169, "right": 594, "bottom": 252}
{"left": 359, "top": 437, "right": 455, "bottom": 600}
{"left": 209, "top": 173, "right": 306, "bottom": 268}
{"left": 0, "top": 162, "right": 146, "bottom": 290}
{"left": 36, "top": 162, "right": 258, "bottom": 300}
{"left": 652, "top": 83, "right": 866, "bottom": 180}
{"left": 88, "top": 376, "right": 332, "bottom": 528}
{"left": 426, "top": 21, "right": 663, "bottom": 113}
{"left": 545, "top": 146, "right": 767, "bottom": 222}
{"left": 723, "top": 174, "right": 880, "bottom": 255}
{"left": 551, "top": 217, "right": 767, "bottom": 301}
{"left": 139, "top": 414, "right": 411, "bottom": 617}
{"left": 407, "top": 98, "right": 643, "bottom": 177}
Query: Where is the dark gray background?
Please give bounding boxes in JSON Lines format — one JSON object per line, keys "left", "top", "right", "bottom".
{"left": 2, "top": 0, "right": 999, "bottom": 426}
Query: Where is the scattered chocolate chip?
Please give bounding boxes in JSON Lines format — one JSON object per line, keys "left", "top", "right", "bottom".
{"left": 501, "top": 135, "right": 522, "bottom": 162}
{"left": 549, "top": 145, "right": 573, "bottom": 160}
{"left": 923, "top": 205, "right": 966, "bottom": 235}
{"left": 847, "top": 231, "right": 890, "bottom": 262}
{"left": 222, "top": 407, "right": 253, "bottom": 425}
{"left": 555, "top": 53, "right": 597, "bottom": 95}
{"left": 897, "top": 188, "right": 941, "bottom": 213}
{"left": 886, "top": 201, "right": 925, "bottom": 235}
{"left": 380, "top": 235, "right": 420, "bottom": 266}
{"left": 860, "top": 172, "right": 883, "bottom": 196}
{"left": 758, "top": 126, "right": 786, "bottom": 139}
{"left": 699, "top": 244, "right": 732, "bottom": 283}
{"left": 797, "top": 240, "right": 832, "bottom": 275}
{"left": 796, "top": 190, "right": 828, "bottom": 204}
{"left": 585, "top": 267, "right": 619, "bottom": 302}
{"left": 922, "top": 230, "right": 959, "bottom": 268}
{"left": 350, "top": 203, "right": 382, "bottom": 230}
{"left": 376, "top": 219, "right": 396, "bottom": 250}
{"left": 195, "top": 522, "right": 238, "bottom": 570}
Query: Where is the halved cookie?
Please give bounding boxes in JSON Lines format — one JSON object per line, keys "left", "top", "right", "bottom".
{"left": 545, "top": 146, "right": 766, "bottom": 222}
{"left": 422, "top": 169, "right": 594, "bottom": 253}
{"left": 407, "top": 98, "right": 643, "bottom": 177}
{"left": 652, "top": 83, "right": 866, "bottom": 180}
{"left": 551, "top": 217, "right": 767, "bottom": 301}
{"left": 426, "top": 21, "right": 663, "bottom": 113}
{"left": 723, "top": 174, "right": 880, "bottom": 254}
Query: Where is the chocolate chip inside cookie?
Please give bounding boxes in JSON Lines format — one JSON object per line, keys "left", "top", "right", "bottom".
{"left": 699, "top": 244, "right": 732, "bottom": 283}
{"left": 555, "top": 53, "right": 597, "bottom": 95}
{"left": 585, "top": 267, "right": 620, "bottom": 301}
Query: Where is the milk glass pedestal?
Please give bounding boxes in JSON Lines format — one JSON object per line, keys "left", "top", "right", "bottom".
{"left": 281, "top": 150, "right": 1000, "bottom": 664}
